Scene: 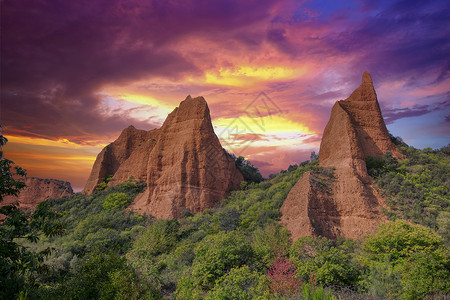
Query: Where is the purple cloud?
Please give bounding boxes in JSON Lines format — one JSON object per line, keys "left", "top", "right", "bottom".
{"left": 1, "top": 0, "right": 280, "bottom": 143}
{"left": 382, "top": 100, "right": 450, "bottom": 124}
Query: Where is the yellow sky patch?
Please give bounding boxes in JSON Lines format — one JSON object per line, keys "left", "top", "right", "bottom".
{"left": 190, "top": 65, "right": 308, "bottom": 87}
{"left": 214, "top": 115, "right": 312, "bottom": 134}
{"left": 7, "top": 152, "right": 96, "bottom": 162}
{"left": 7, "top": 135, "right": 85, "bottom": 149}
{"left": 118, "top": 94, "right": 169, "bottom": 108}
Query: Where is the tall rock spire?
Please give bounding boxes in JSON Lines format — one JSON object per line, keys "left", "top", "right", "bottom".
{"left": 320, "top": 72, "right": 402, "bottom": 177}
{"left": 281, "top": 72, "right": 401, "bottom": 240}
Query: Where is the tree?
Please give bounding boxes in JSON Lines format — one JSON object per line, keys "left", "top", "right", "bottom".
{"left": 0, "top": 126, "right": 64, "bottom": 298}
{"left": 361, "top": 220, "right": 450, "bottom": 298}
{"left": 232, "top": 155, "right": 264, "bottom": 183}
{"left": 310, "top": 151, "right": 319, "bottom": 162}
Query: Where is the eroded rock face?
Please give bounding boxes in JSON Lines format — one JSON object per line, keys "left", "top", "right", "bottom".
{"left": 83, "top": 126, "right": 160, "bottom": 194}
{"left": 281, "top": 72, "right": 400, "bottom": 240}
{"left": 3, "top": 177, "right": 73, "bottom": 209}
{"left": 84, "top": 95, "right": 243, "bottom": 218}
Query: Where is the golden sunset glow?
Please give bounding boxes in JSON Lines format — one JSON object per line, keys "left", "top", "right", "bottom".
{"left": 214, "top": 115, "right": 312, "bottom": 135}
{"left": 117, "top": 94, "right": 171, "bottom": 109}
{"left": 2, "top": 0, "right": 447, "bottom": 191}
{"left": 7, "top": 135, "right": 90, "bottom": 148}
{"left": 191, "top": 65, "right": 308, "bottom": 87}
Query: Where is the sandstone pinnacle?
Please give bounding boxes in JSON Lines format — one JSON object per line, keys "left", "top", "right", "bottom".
{"left": 83, "top": 95, "right": 243, "bottom": 218}
{"left": 281, "top": 72, "right": 401, "bottom": 240}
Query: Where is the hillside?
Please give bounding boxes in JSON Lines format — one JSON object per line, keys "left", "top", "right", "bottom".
{"left": 3, "top": 142, "right": 449, "bottom": 299}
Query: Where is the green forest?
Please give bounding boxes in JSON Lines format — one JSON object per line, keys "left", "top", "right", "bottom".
{"left": 1, "top": 136, "right": 449, "bottom": 299}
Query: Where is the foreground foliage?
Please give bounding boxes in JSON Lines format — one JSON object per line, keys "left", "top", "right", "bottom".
{"left": 7, "top": 138, "right": 450, "bottom": 299}
{"left": 366, "top": 139, "right": 449, "bottom": 242}
{"left": 0, "top": 129, "right": 65, "bottom": 299}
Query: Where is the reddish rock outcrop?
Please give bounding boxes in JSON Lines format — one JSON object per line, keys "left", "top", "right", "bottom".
{"left": 3, "top": 177, "right": 73, "bottom": 209}
{"left": 281, "top": 72, "right": 400, "bottom": 240}
{"left": 83, "top": 126, "right": 160, "bottom": 193}
{"left": 84, "top": 95, "right": 243, "bottom": 218}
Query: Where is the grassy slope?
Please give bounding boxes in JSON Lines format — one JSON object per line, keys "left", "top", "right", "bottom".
{"left": 20, "top": 141, "right": 450, "bottom": 299}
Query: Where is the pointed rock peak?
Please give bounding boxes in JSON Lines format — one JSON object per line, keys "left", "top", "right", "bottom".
{"left": 362, "top": 72, "right": 373, "bottom": 85}
{"left": 180, "top": 94, "right": 206, "bottom": 106}
{"left": 118, "top": 125, "right": 137, "bottom": 137}
{"left": 345, "top": 72, "right": 377, "bottom": 102}
{"left": 176, "top": 95, "right": 209, "bottom": 120}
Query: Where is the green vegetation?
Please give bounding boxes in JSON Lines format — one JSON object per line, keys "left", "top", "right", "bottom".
{"left": 103, "top": 192, "right": 132, "bottom": 210}
{"left": 3, "top": 134, "right": 449, "bottom": 299}
{"left": 360, "top": 220, "right": 449, "bottom": 299}
{"left": 0, "top": 129, "right": 65, "bottom": 299}
{"left": 96, "top": 175, "right": 114, "bottom": 191}
{"left": 366, "top": 139, "right": 449, "bottom": 239}
{"left": 232, "top": 155, "right": 265, "bottom": 183}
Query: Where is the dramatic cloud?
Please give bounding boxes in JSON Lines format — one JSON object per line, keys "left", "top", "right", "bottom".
{"left": 1, "top": 0, "right": 449, "bottom": 189}
{"left": 383, "top": 100, "right": 450, "bottom": 124}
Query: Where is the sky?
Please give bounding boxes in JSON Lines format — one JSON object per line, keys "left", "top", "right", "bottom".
{"left": 1, "top": 0, "right": 449, "bottom": 191}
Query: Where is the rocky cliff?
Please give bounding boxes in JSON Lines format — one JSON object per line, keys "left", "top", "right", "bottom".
{"left": 83, "top": 126, "right": 160, "bottom": 193}
{"left": 84, "top": 95, "right": 243, "bottom": 218}
{"left": 3, "top": 177, "right": 73, "bottom": 209}
{"left": 281, "top": 72, "right": 400, "bottom": 240}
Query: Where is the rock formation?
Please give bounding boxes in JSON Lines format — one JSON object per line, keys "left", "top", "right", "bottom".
{"left": 281, "top": 72, "right": 401, "bottom": 240}
{"left": 84, "top": 95, "right": 243, "bottom": 218}
{"left": 83, "top": 126, "right": 160, "bottom": 193}
{"left": 3, "top": 177, "right": 73, "bottom": 209}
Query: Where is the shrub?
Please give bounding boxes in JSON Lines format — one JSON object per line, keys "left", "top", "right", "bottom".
{"left": 267, "top": 254, "right": 302, "bottom": 296}
{"left": 361, "top": 220, "right": 444, "bottom": 264}
{"left": 206, "top": 265, "right": 269, "bottom": 299}
{"left": 251, "top": 223, "right": 291, "bottom": 267}
{"left": 191, "top": 231, "right": 255, "bottom": 289}
{"left": 369, "top": 144, "right": 449, "bottom": 230}
{"left": 128, "top": 219, "right": 180, "bottom": 258}
{"left": 366, "top": 151, "right": 400, "bottom": 178}
{"left": 361, "top": 220, "right": 450, "bottom": 298}
{"left": 103, "top": 193, "right": 131, "bottom": 210}
{"left": 290, "top": 236, "right": 359, "bottom": 288}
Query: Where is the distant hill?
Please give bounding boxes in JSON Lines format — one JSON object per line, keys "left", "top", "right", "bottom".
{"left": 3, "top": 177, "right": 73, "bottom": 209}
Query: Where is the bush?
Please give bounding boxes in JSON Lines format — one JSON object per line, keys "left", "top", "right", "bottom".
{"left": 361, "top": 220, "right": 444, "bottom": 264}
{"left": 267, "top": 254, "right": 302, "bottom": 296}
{"left": 103, "top": 193, "right": 131, "bottom": 210}
{"left": 366, "top": 151, "right": 400, "bottom": 178}
{"left": 206, "top": 265, "right": 269, "bottom": 299}
{"left": 290, "top": 236, "right": 359, "bottom": 288}
{"left": 61, "top": 251, "right": 132, "bottom": 299}
{"left": 191, "top": 231, "right": 255, "bottom": 289}
{"left": 361, "top": 220, "right": 450, "bottom": 298}
{"left": 128, "top": 219, "right": 180, "bottom": 259}
{"left": 251, "top": 223, "right": 291, "bottom": 267}
{"left": 368, "top": 144, "right": 449, "bottom": 230}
